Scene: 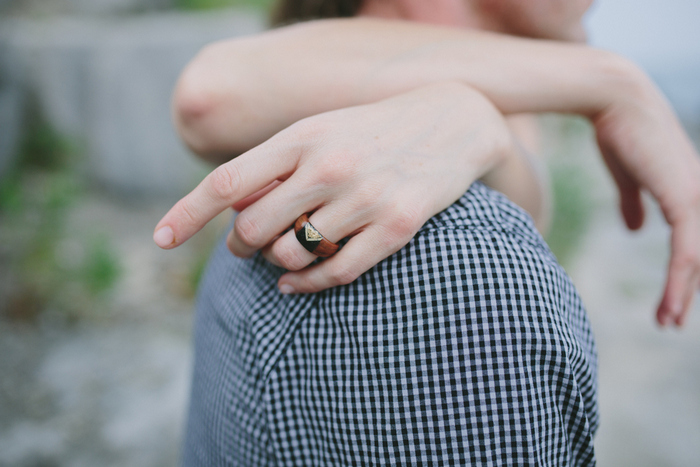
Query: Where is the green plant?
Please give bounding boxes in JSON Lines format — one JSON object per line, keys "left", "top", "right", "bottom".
{"left": 0, "top": 111, "right": 121, "bottom": 321}
{"left": 0, "top": 174, "right": 23, "bottom": 213}
{"left": 188, "top": 249, "right": 211, "bottom": 295}
{"left": 546, "top": 162, "right": 593, "bottom": 268}
{"left": 17, "top": 121, "right": 74, "bottom": 171}
{"left": 544, "top": 116, "right": 595, "bottom": 268}
{"left": 175, "top": 0, "right": 275, "bottom": 11}
{"left": 80, "top": 235, "right": 123, "bottom": 295}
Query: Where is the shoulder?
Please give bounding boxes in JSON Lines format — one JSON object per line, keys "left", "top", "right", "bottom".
{"left": 420, "top": 181, "right": 547, "bottom": 253}
{"left": 377, "top": 181, "right": 560, "bottom": 286}
{"left": 332, "top": 182, "right": 574, "bottom": 321}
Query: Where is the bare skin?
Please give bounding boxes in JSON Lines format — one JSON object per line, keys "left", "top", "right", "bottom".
{"left": 155, "top": 8, "right": 700, "bottom": 327}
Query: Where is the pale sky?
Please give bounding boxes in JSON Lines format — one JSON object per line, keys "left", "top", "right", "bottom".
{"left": 585, "top": 0, "right": 700, "bottom": 119}
{"left": 586, "top": 0, "right": 700, "bottom": 71}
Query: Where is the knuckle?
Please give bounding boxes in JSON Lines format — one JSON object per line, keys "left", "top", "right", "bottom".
{"left": 226, "top": 232, "right": 242, "bottom": 256}
{"left": 233, "top": 213, "right": 259, "bottom": 247}
{"left": 274, "top": 245, "right": 308, "bottom": 271}
{"left": 329, "top": 264, "right": 358, "bottom": 286}
{"left": 354, "top": 182, "right": 384, "bottom": 208}
{"left": 280, "top": 118, "right": 331, "bottom": 156}
{"left": 290, "top": 118, "right": 326, "bottom": 138}
{"left": 176, "top": 197, "right": 199, "bottom": 226}
{"left": 208, "top": 164, "right": 241, "bottom": 200}
{"left": 313, "top": 156, "right": 349, "bottom": 187}
{"left": 388, "top": 204, "right": 424, "bottom": 240}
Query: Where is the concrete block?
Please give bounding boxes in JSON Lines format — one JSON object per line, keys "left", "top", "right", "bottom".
{"left": 86, "top": 11, "right": 266, "bottom": 196}
{"left": 1, "top": 10, "right": 266, "bottom": 195}
{"left": 2, "top": 18, "right": 99, "bottom": 139}
{"left": 2, "top": 0, "right": 174, "bottom": 16}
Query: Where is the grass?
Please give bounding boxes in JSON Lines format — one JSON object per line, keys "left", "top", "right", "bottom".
{"left": 0, "top": 108, "right": 122, "bottom": 321}
{"left": 80, "top": 235, "right": 123, "bottom": 295}
{"left": 546, "top": 162, "right": 593, "bottom": 268}
{"left": 174, "top": 0, "right": 275, "bottom": 11}
{"left": 544, "top": 116, "right": 595, "bottom": 269}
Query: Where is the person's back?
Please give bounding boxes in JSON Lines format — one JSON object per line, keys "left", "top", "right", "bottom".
{"left": 184, "top": 182, "right": 597, "bottom": 465}
{"left": 154, "top": 1, "right": 700, "bottom": 465}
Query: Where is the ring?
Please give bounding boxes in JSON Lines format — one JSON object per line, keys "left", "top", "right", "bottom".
{"left": 294, "top": 213, "right": 340, "bottom": 257}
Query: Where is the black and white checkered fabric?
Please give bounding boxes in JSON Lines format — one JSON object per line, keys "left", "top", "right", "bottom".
{"left": 183, "top": 182, "right": 598, "bottom": 466}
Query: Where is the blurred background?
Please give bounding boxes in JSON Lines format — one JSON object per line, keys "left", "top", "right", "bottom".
{"left": 0, "top": 0, "right": 698, "bottom": 465}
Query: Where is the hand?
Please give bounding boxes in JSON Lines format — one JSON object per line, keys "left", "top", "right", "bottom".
{"left": 593, "top": 73, "right": 700, "bottom": 327}
{"left": 154, "top": 82, "right": 513, "bottom": 293}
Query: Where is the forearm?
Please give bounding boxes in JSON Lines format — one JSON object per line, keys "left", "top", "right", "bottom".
{"left": 174, "top": 17, "right": 650, "bottom": 162}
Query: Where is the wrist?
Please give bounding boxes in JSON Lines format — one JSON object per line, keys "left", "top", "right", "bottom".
{"left": 444, "top": 81, "right": 514, "bottom": 176}
{"left": 589, "top": 52, "right": 659, "bottom": 120}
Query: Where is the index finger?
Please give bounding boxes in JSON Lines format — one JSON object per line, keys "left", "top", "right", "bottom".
{"left": 153, "top": 142, "right": 300, "bottom": 249}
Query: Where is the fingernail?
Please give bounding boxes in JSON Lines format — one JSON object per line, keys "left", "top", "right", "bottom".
{"left": 153, "top": 226, "right": 175, "bottom": 248}
{"left": 279, "top": 284, "right": 295, "bottom": 294}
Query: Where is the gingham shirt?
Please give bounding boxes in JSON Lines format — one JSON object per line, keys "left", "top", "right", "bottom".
{"left": 183, "top": 182, "right": 598, "bottom": 466}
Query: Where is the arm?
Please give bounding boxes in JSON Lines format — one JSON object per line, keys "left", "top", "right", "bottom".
{"left": 158, "top": 81, "right": 517, "bottom": 285}
{"left": 165, "top": 18, "right": 700, "bottom": 327}
{"left": 174, "top": 18, "right": 640, "bottom": 161}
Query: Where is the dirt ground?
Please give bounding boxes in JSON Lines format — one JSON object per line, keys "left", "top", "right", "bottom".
{"left": 570, "top": 172, "right": 700, "bottom": 466}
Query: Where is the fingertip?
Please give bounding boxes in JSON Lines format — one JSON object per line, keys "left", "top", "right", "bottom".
{"left": 669, "top": 300, "right": 683, "bottom": 324}
{"left": 627, "top": 217, "right": 644, "bottom": 231}
{"left": 620, "top": 188, "right": 644, "bottom": 231}
{"left": 675, "top": 314, "right": 686, "bottom": 327}
{"left": 657, "top": 299, "right": 687, "bottom": 328}
{"left": 279, "top": 275, "right": 308, "bottom": 294}
{"left": 622, "top": 203, "right": 644, "bottom": 231}
{"left": 279, "top": 272, "right": 320, "bottom": 295}
{"left": 674, "top": 292, "right": 696, "bottom": 328}
{"left": 153, "top": 225, "right": 175, "bottom": 249}
{"left": 656, "top": 309, "right": 670, "bottom": 327}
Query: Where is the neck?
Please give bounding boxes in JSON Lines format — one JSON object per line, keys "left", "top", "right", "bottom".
{"left": 357, "top": 0, "right": 505, "bottom": 31}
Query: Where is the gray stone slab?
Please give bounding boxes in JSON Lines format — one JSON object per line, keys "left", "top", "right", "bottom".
{"left": 2, "top": 18, "right": 98, "bottom": 139}
{"left": 1, "top": 11, "right": 266, "bottom": 195}
{"left": 86, "top": 11, "right": 265, "bottom": 195}
{"left": 1, "top": 0, "right": 174, "bottom": 16}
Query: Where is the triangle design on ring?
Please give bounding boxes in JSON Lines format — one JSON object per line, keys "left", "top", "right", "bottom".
{"left": 304, "top": 223, "right": 323, "bottom": 242}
